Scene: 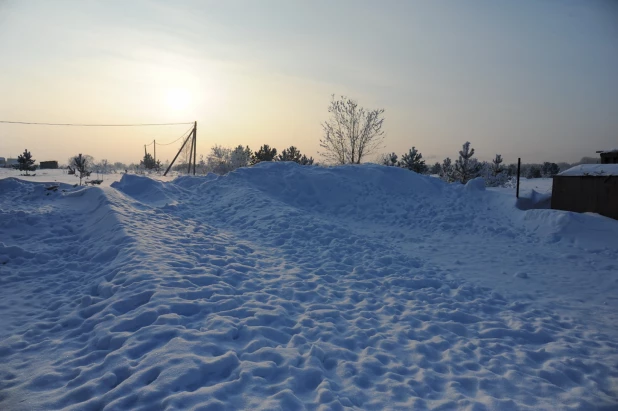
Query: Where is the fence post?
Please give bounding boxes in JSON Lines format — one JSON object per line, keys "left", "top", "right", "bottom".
{"left": 515, "top": 158, "right": 521, "bottom": 198}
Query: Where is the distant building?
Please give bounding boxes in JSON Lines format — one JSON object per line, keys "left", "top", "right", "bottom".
{"left": 600, "top": 150, "right": 618, "bottom": 164}
{"left": 40, "top": 161, "right": 59, "bottom": 169}
{"left": 551, "top": 164, "right": 618, "bottom": 220}
{"left": 2, "top": 158, "right": 18, "bottom": 168}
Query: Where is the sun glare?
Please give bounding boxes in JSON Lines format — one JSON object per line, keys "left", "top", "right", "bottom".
{"left": 165, "top": 88, "right": 191, "bottom": 112}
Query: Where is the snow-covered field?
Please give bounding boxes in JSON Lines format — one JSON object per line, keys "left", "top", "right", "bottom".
{"left": 1, "top": 164, "right": 617, "bottom": 410}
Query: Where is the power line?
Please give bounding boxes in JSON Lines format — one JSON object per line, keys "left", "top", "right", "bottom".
{"left": 156, "top": 125, "right": 194, "bottom": 146}
{"left": 0, "top": 120, "right": 193, "bottom": 127}
{"left": 143, "top": 125, "right": 194, "bottom": 161}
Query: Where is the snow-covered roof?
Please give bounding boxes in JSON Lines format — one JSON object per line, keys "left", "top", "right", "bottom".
{"left": 600, "top": 149, "right": 618, "bottom": 154}
{"left": 558, "top": 164, "right": 618, "bottom": 176}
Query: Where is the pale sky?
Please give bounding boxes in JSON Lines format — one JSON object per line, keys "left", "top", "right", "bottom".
{"left": 1, "top": 0, "right": 617, "bottom": 165}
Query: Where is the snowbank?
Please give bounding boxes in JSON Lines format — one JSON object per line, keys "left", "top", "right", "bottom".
{"left": 515, "top": 189, "right": 551, "bottom": 211}
{"left": 1, "top": 163, "right": 618, "bottom": 410}
{"left": 111, "top": 174, "right": 183, "bottom": 206}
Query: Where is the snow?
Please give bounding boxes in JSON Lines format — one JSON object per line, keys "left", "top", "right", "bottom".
{"left": 559, "top": 164, "right": 618, "bottom": 176}
{"left": 1, "top": 164, "right": 618, "bottom": 410}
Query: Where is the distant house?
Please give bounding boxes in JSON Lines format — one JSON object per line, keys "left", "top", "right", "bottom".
{"left": 40, "top": 161, "right": 59, "bottom": 169}
{"left": 600, "top": 150, "right": 618, "bottom": 164}
{"left": 551, "top": 164, "right": 618, "bottom": 220}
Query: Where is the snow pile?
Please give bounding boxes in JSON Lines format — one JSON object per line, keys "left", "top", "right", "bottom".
{"left": 1, "top": 163, "right": 618, "bottom": 410}
{"left": 559, "top": 164, "right": 618, "bottom": 176}
{"left": 110, "top": 174, "right": 183, "bottom": 207}
{"left": 515, "top": 189, "right": 551, "bottom": 211}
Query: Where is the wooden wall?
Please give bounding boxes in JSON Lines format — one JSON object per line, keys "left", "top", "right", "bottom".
{"left": 551, "top": 176, "right": 618, "bottom": 220}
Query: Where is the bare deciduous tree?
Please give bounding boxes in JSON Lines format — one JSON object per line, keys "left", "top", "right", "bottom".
{"left": 320, "top": 95, "right": 385, "bottom": 164}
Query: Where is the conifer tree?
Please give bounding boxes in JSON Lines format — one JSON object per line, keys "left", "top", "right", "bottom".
{"left": 69, "top": 154, "right": 92, "bottom": 186}
{"left": 141, "top": 153, "right": 158, "bottom": 170}
{"left": 492, "top": 154, "right": 504, "bottom": 176}
{"left": 454, "top": 142, "right": 481, "bottom": 183}
{"left": 251, "top": 145, "right": 277, "bottom": 165}
{"left": 16, "top": 149, "right": 36, "bottom": 175}
{"left": 277, "top": 146, "right": 314, "bottom": 165}
{"left": 430, "top": 162, "right": 442, "bottom": 175}
{"left": 440, "top": 157, "right": 455, "bottom": 182}
{"left": 298, "top": 154, "right": 314, "bottom": 165}
{"left": 398, "top": 147, "right": 427, "bottom": 174}
{"left": 381, "top": 153, "right": 398, "bottom": 166}
{"left": 278, "top": 146, "right": 302, "bottom": 162}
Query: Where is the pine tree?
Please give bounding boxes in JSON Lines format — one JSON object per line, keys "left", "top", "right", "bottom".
{"left": 429, "top": 162, "right": 442, "bottom": 175}
{"left": 380, "top": 153, "right": 398, "bottom": 166}
{"left": 454, "top": 141, "right": 481, "bottom": 183}
{"left": 492, "top": 154, "right": 504, "bottom": 176}
{"left": 140, "top": 153, "right": 157, "bottom": 170}
{"left": 16, "top": 149, "right": 36, "bottom": 175}
{"left": 298, "top": 154, "right": 314, "bottom": 165}
{"left": 251, "top": 144, "right": 277, "bottom": 165}
{"left": 398, "top": 147, "right": 428, "bottom": 173}
{"left": 440, "top": 157, "right": 455, "bottom": 182}
{"left": 69, "top": 154, "right": 92, "bottom": 185}
{"left": 277, "top": 146, "right": 314, "bottom": 165}
{"left": 278, "top": 146, "right": 302, "bottom": 162}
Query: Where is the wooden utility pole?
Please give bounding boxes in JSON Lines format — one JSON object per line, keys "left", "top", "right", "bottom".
{"left": 154, "top": 140, "right": 156, "bottom": 163}
{"left": 187, "top": 131, "right": 194, "bottom": 174}
{"left": 192, "top": 121, "right": 197, "bottom": 175}
{"left": 144, "top": 145, "right": 147, "bottom": 158}
{"left": 163, "top": 122, "right": 197, "bottom": 177}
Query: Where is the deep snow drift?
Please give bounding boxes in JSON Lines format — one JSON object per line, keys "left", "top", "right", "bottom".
{"left": 1, "top": 163, "right": 617, "bottom": 410}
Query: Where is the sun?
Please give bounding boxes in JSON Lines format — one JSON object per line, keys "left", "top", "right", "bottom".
{"left": 165, "top": 88, "right": 191, "bottom": 112}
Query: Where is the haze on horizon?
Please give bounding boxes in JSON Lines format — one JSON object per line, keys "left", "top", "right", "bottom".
{"left": 0, "top": 0, "right": 616, "bottom": 165}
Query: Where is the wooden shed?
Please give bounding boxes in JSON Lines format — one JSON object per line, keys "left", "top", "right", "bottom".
{"left": 551, "top": 164, "right": 618, "bottom": 220}
{"left": 39, "top": 161, "right": 59, "bottom": 169}
{"left": 600, "top": 150, "right": 618, "bottom": 164}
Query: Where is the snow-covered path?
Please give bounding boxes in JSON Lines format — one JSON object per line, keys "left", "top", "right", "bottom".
{"left": 1, "top": 163, "right": 617, "bottom": 410}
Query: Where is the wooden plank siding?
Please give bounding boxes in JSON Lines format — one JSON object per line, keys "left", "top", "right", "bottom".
{"left": 551, "top": 176, "right": 618, "bottom": 220}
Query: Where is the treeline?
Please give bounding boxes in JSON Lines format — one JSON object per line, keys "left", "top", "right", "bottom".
{"left": 161, "top": 144, "right": 314, "bottom": 175}
{"left": 379, "top": 142, "right": 586, "bottom": 187}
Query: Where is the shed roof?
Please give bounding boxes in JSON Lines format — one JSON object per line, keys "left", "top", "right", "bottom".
{"left": 559, "top": 164, "right": 618, "bottom": 176}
